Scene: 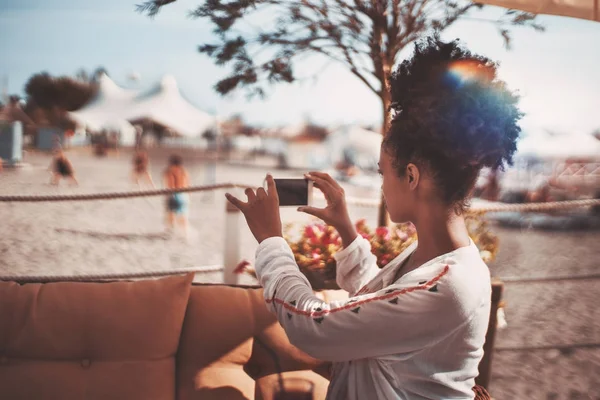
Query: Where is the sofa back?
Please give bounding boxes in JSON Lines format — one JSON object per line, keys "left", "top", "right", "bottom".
{"left": 0, "top": 274, "right": 193, "bottom": 400}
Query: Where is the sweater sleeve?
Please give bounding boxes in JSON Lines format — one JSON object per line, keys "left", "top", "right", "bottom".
{"left": 332, "top": 235, "right": 380, "bottom": 295}
{"left": 255, "top": 237, "right": 465, "bottom": 363}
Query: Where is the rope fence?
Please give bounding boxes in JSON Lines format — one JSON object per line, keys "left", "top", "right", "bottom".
{"left": 0, "top": 265, "right": 224, "bottom": 283}
{"left": 1, "top": 182, "right": 599, "bottom": 213}
{"left": 495, "top": 342, "right": 600, "bottom": 352}
{"left": 500, "top": 273, "right": 600, "bottom": 284}
{"left": 0, "top": 183, "right": 247, "bottom": 203}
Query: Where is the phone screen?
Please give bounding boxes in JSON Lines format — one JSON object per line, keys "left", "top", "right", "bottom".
{"left": 273, "top": 178, "right": 310, "bottom": 206}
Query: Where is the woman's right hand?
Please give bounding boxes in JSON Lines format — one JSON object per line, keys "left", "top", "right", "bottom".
{"left": 298, "top": 172, "right": 357, "bottom": 246}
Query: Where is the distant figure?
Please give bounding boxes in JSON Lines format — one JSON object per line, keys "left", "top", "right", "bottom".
{"left": 131, "top": 150, "right": 155, "bottom": 188}
{"left": 164, "top": 154, "right": 190, "bottom": 237}
{"left": 64, "top": 129, "right": 75, "bottom": 148}
{"left": 94, "top": 131, "right": 109, "bottom": 157}
{"left": 109, "top": 131, "right": 120, "bottom": 156}
{"left": 48, "top": 147, "right": 78, "bottom": 186}
{"left": 335, "top": 148, "right": 359, "bottom": 181}
{"left": 134, "top": 125, "right": 144, "bottom": 150}
{"left": 0, "top": 158, "right": 3, "bottom": 173}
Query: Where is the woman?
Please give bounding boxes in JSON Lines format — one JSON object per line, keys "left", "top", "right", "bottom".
{"left": 131, "top": 150, "right": 155, "bottom": 188}
{"left": 164, "top": 154, "right": 190, "bottom": 237}
{"left": 49, "top": 148, "right": 78, "bottom": 186}
{"left": 226, "top": 38, "right": 521, "bottom": 399}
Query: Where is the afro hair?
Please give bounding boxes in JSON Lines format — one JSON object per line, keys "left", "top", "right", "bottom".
{"left": 383, "top": 36, "right": 523, "bottom": 212}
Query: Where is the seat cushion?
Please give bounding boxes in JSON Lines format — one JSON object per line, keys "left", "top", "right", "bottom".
{"left": 177, "top": 285, "right": 255, "bottom": 400}
{"left": 0, "top": 273, "right": 194, "bottom": 400}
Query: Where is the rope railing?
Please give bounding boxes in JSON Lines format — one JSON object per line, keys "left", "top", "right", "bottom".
{"left": 1, "top": 182, "right": 599, "bottom": 213}
{"left": 0, "top": 265, "right": 224, "bottom": 283}
{"left": 500, "top": 273, "right": 600, "bottom": 284}
{"left": 495, "top": 342, "right": 600, "bottom": 352}
{"left": 0, "top": 183, "right": 247, "bottom": 203}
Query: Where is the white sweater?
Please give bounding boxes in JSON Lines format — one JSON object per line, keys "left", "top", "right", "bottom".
{"left": 254, "top": 235, "right": 491, "bottom": 400}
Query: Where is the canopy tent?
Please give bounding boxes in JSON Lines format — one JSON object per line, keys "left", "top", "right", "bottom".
{"left": 70, "top": 74, "right": 137, "bottom": 133}
{"left": 474, "top": 0, "right": 599, "bottom": 22}
{"left": 127, "top": 75, "right": 216, "bottom": 138}
{"left": 70, "top": 74, "right": 217, "bottom": 139}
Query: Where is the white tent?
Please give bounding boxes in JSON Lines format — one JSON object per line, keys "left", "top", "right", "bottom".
{"left": 127, "top": 75, "right": 216, "bottom": 138}
{"left": 325, "top": 125, "right": 382, "bottom": 171}
{"left": 70, "top": 74, "right": 216, "bottom": 139}
{"left": 70, "top": 74, "right": 137, "bottom": 133}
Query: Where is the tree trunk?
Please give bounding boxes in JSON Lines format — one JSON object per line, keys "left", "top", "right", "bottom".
{"left": 377, "top": 90, "right": 391, "bottom": 227}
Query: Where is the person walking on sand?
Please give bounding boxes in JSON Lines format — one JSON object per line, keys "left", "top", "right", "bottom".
{"left": 164, "top": 154, "right": 190, "bottom": 237}
{"left": 131, "top": 150, "right": 155, "bottom": 188}
{"left": 48, "top": 147, "right": 78, "bottom": 186}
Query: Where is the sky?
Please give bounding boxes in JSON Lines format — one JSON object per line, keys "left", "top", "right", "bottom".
{"left": 1, "top": 0, "right": 600, "bottom": 134}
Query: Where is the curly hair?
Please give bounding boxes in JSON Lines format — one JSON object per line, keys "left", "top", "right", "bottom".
{"left": 383, "top": 37, "right": 522, "bottom": 213}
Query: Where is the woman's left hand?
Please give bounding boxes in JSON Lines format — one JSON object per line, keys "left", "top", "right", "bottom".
{"left": 225, "top": 174, "right": 283, "bottom": 243}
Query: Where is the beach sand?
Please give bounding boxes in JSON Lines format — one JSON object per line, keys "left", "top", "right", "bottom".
{"left": 1, "top": 147, "right": 598, "bottom": 399}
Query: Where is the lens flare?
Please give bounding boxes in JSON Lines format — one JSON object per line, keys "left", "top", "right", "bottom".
{"left": 445, "top": 60, "right": 494, "bottom": 87}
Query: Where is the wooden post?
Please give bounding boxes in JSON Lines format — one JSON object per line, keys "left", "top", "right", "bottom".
{"left": 476, "top": 280, "right": 504, "bottom": 390}
{"left": 223, "top": 201, "right": 241, "bottom": 285}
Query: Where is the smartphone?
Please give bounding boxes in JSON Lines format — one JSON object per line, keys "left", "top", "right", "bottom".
{"left": 268, "top": 178, "right": 313, "bottom": 206}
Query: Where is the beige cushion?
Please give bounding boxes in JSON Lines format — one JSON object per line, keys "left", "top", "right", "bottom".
{"left": 177, "top": 285, "right": 255, "bottom": 400}
{"left": 0, "top": 273, "right": 194, "bottom": 400}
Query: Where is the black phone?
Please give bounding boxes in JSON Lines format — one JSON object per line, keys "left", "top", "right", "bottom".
{"left": 268, "top": 178, "right": 313, "bottom": 206}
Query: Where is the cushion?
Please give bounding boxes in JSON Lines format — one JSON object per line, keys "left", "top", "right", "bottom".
{"left": 177, "top": 285, "right": 255, "bottom": 400}
{"left": 246, "top": 288, "right": 327, "bottom": 379}
{"left": 0, "top": 273, "right": 194, "bottom": 400}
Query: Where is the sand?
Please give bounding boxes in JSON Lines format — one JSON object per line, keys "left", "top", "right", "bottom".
{"left": 0, "top": 147, "right": 598, "bottom": 399}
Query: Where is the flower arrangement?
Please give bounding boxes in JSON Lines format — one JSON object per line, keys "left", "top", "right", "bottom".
{"left": 236, "top": 214, "right": 499, "bottom": 290}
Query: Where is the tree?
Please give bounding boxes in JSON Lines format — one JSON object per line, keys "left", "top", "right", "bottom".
{"left": 25, "top": 73, "right": 96, "bottom": 111}
{"left": 24, "top": 72, "right": 98, "bottom": 128}
{"left": 138, "top": 0, "right": 543, "bottom": 226}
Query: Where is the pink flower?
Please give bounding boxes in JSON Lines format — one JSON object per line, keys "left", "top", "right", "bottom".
{"left": 304, "top": 225, "right": 317, "bottom": 239}
{"left": 375, "top": 226, "right": 391, "bottom": 241}
{"left": 396, "top": 230, "right": 408, "bottom": 241}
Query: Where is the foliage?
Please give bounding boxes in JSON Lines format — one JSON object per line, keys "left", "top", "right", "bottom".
{"left": 236, "top": 213, "right": 499, "bottom": 289}
{"left": 23, "top": 71, "right": 100, "bottom": 129}
{"left": 137, "top": 0, "right": 542, "bottom": 100}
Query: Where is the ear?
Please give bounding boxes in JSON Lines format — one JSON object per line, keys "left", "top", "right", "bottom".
{"left": 406, "top": 163, "right": 420, "bottom": 190}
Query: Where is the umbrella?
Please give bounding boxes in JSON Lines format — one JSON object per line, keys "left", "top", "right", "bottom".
{"left": 475, "top": 0, "right": 599, "bottom": 22}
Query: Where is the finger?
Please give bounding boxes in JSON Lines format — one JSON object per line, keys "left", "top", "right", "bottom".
{"left": 308, "top": 171, "right": 342, "bottom": 190}
{"left": 297, "top": 206, "right": 326, "bottom": 220}
{"left": 256, "top": 187, "right": 267, "bottom": 199}
{"left": 306, "top": 174, "right": 336, "bottom": 197}
{"left": 245, "top": 187, "right": 256, "bottom": 202}
{"left": 266, "top": 174, "right": 279, "bottom": 200}
{"left": 225, "top": 193, "right": 247, "bottom": 211}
